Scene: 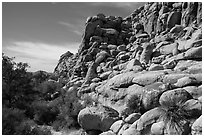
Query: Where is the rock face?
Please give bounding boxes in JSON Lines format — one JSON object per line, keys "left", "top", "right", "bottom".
{"left": 77, "top": 105, "right": 119, "bottom": 133}
{"left": 54, "top": 2, "right": 202, "bottom": 135}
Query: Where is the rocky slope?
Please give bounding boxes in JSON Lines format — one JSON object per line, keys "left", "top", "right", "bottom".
{"left": 54, "top": 2, "right": 202, "bottom": 135}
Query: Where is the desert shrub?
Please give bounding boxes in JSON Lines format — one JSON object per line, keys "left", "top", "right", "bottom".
{"left": 2, "top": 107, "right": 26, "bottom": 135}
{"left": 39, "top": 81, "right": 59, "bottom": 94}
{"left": 14, "top": 119, "right": 36, "bottom": 135}
{"left": 2, "top": 54, "right": 54, "bottom": 135}
{"left": 15, "top": 119, "right": 51, "bottom": 135}
{"left": 159, "top": 104, "right": 192, "bottom": 135}
{"left": 2, "top": 106, "right": 51, "bottom": 135}
{"left": 32, "top": 100, "right": 59, "bottom": 125}
{"left": 2, "top": 54, "right": 39, "bottom": 110}
{"left": 32, "top": 70, "right": 50, "bottom": 83}
{"left": 52, "top": 94, "right": 83, "bottom": 131}
{"left": 48, "top": 73, "right": 60, "bottom": 81}
{"left": 151, "top": 99, "right": 201, "bottom": 134}
{"left": 29, "top": 126, "right": 52, "bottom": 135}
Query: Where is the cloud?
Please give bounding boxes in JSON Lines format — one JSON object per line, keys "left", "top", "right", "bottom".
{"left": 73, "top": 30, "right": 83, "bottom": 36}
{"left": 58, "top": 21, "right": 83, "bottom": 36}
{"left": 89, "top": 2, "right": 145, "bottom": 13}
{"left": 109, "top": 2, "right": 145, "bottom": 12}
{"left": 58, "top": 21, "right": 75, "bottom": 28}
{"left": 3, "top": 41, "right": 80, "bottom": 72}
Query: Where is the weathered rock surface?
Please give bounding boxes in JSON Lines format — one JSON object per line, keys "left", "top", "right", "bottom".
{"left": 191, "top": 115, "right": 202, "bottom": 135}
{"left": 151, "top": 121, "right": 165, "bottom": 135}
{"left": 159, "top": 88, "right": 193, "bottom": 107}
{"left": 78, "top": 105, "right": 119, "bottom": 132}
{"left": 124, "top": 113, "right": 141, "bottom": 124}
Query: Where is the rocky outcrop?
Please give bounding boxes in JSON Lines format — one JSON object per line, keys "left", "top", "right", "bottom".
{"left": 54, "top": 51, "right": 75, "bottom": 77}
{"left": 54, "top": 2, "right": 202, "bottom": 135}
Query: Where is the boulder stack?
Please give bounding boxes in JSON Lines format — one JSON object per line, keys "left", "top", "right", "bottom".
{"left": 54, "top": 2, "right": 202, "bottom": 135}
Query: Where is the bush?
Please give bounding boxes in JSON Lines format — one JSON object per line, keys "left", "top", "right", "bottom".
{"left": 48, "top": 73, "right": 59, "bottom": 81}
{"left": 2, "top": 54, "right": 54, "bottom": 135}
{"left": 52, "top": 94, "right": 83, "bottom": 131}
{"left": 2, "top": 107, "right": 26, "bottom": 135}
{"left": 2, "top": 54, "right": 38, "bottom": 109}
{"left": 32, "top": 100, "right": 59, "bottom": 125}
{"left": 2, "top": 106, "right": 51, "bottom": 135}
{"left": 39, "top": 81, "right": 59, "bottom": 94}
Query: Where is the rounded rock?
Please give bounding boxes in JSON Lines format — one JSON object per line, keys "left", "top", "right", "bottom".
{"left": 125, "top": 113, "right": 141, "bottom": 124}
{"left": 191, "top": 115, "right": 202, "bottom": 135}
{"left": 78, "top": 105, "right": 119, "bottom": 132}
{"left": 151, "top": 121, "right": 165, "bottom": 135}
{"left": 159, "top": 88, "right": 193, "bottom": 107}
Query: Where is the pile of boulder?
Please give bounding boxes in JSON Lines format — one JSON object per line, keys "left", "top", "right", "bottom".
{"left": 54, "top": 2, "right": 202, "bottom": 135}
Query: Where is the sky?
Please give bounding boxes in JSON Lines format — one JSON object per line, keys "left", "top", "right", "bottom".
{"left": 2, "top": 2, "right": 145, "bottom": 72}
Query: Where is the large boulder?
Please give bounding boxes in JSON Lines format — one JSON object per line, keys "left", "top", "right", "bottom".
{"left": 159, "top": 88, "right": 193, "bottom": 107}
{"left": 174, "top": 60, "right": 202, "bottom": 73}
{"left": 78, "top": 105, "right": 119, "bottom": 132}
{"left": 151, "top": 121, "right": 165, "bottom": 135}
{"left": 110, "top": 120, "right": 124, "bottom": 134}
{"left": 117, "top": 123, "right": 131, "bottom": 135}
{"left": 142, "top": 88, "right": 164, "bottom": 111}
{"left": 140, "top": 43, "right": 155, "bottom": 64}
{"left": 95, "top": 50, "right": 109, "bottom": 64}
{"left": 84, "top": 62, "right": 99, "bottom": 84}
{"left": 183, "top": 85, "right": 202, "bottom": 99}
{"left": 132, "top": 70, "right": 166, "bottom": 86}
{"left": 99, "top": 71, "right": 112, "bottom": 80}
{"left": 184, "top": 46, "right": 202, "bottom": 60}
{"left": 102, "top": 71, "right": 137, "bottom": 88}
{"left": 174, "top": 76, "right": 198, "bottom": 88}
{"left": 135, "top": 107, "right": 166, "bottom": 135}
{"left": 162, "top": 73, "right": 190, "bottom": 84}
{"left": 144, "top": 11, "right": 158, "bottom": 34}
{"left": 149, "top": 64, "right": 164, "bottom": 71}
{"left": 125, "top": 113, "right": 141, "bottom": 124}
{"left": 84, "top": 19, "right": 103, "bottom": 40}
{"left": 191, "top": 115, "right": 202, "bottom": 135}
{"left": 101, "top": 28, "right": 119, "bottom": 38}
{"left": 181, "top": 2, "right": 199, "bottom": 27}
{"left": 159, "top": 42, "right": 178, "bottom": 55}
{"left": 182, "top": 99, "right": 202, "bottom": 118}
{"left": 167, "top": 11, "right": 182, "bottom": 29}
{"left": 54, "top": 51, "right": 75, "bottom": 75}
{"left": 126, "top": 59, "right": 142, "bottom": 70}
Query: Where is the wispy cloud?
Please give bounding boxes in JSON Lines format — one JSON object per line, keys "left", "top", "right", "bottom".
{"left": 3, "top": 41, "right": 80, "bottom": 72}
{"left": 58, "top": 21, "right": 83, "bottom": 36}
{"left": 89, "top": 2, "right": 145, "bottom": 13}
{"left": 109, "top": 2, "right": 145, "bottom": 12}
{"left": 58, "top": 21, "right": 75, "bottom": 28}
{"left": 73, "top": 30, "right": 83, "bottom": 36}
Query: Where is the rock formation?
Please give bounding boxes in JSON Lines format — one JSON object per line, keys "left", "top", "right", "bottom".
{"left": 54, "top": 2, "right": 202, "bottom": 135}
